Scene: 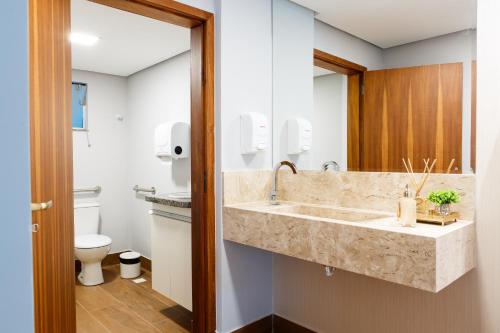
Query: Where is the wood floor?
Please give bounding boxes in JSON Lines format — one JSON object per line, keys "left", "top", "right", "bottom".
{"left": 76, "top": 265, "right": 192, "bottom": 333}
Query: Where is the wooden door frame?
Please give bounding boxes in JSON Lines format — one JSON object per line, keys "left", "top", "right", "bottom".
{"left": 313, "top": 49, "right": 366, "bottom": 171}
{"left": 32, "top": 0, "right": 215, "bottom": 331}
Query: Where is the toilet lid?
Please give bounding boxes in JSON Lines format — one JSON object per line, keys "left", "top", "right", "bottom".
{"left": 75, "top": 234, "right": 112, "bottom": 249}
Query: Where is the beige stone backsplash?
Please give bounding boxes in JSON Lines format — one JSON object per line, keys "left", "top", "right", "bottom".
{"left": 223, "top": 170, "right": 475, "bottom": 220}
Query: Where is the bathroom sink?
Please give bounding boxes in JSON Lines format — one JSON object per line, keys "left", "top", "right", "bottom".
{"left": 167, "top": 192, "right": 191, "bottom": 201}
{"left": 271, "top": 205, "right": 389, "bottom": 222}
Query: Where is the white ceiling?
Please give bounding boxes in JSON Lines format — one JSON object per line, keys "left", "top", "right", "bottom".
{"left": 71, "top": 0, "right": 190, "bottom": 76}
{"left": 291, "top": 0, "right": 477, "bottom": 48}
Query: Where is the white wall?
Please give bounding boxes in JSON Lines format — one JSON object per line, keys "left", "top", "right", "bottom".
{"left": 178, "top": 0, "right": 214, "bottom": 13}
{"left": 272, "top": 0, "right": 315, "bottom": 169}
{"left": 383, "top": 29, "right": 477, "bottom": 173}
{"left": 219, "top": 1, "right": 273, "bottom": 171}
{"left": 126, "top": 52, "right": 191, "bottom": 258}
{"left": 314, "top": 20, "right": 384, "bottom": 70}
{"left": 0, "top": 1, "right": 34, "bottom": 331}
{"left": 217, "top": 0, "right": 274, "bottom": 331}
{"left": 72, "top": 52, "right": 191, "bottom": 258}
{"left": 476, "top": 0, "right": 500, "bottom": 329}
{"left": 72, "top": 70, "right": 130, "bottom": 253}
{"left": 312, "top": 74, "right": 347, "bottom": 170}
{"left": 382, "top": 29, "right": 476, "bottom": 68}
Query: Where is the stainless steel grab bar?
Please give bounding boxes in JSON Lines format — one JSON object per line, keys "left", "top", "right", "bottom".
{"left": 74, "top": 186, "right": 101, "bottom": 193}
{"left": 149, "top": 209, "right": 191, "bottom": 223}
{"left": 133, "top": 185, "right": 156, "bottom": 195}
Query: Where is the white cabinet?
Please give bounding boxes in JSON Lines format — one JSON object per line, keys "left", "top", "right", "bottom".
{"left": 150, "top": 204, "right": 192, "bottom": 310}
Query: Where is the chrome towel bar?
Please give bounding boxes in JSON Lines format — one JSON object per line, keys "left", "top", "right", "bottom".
{"left": 74, "top": 186, "right": 101, "bottom": 193}
{"left": 149, "top": 209, "right": 191, "bottom": 223}
{"left": 133, "top": 185, "right": 156, "bottom": 195}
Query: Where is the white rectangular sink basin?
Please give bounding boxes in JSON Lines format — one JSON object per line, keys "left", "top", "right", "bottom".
{"left": 270, "top": 204, "right": 389, "bottom": 222}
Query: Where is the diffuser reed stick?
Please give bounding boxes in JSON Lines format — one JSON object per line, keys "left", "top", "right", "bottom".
{"left": 446, "top": 159, "right": 455, "bottom": 174}
{"left": 402, "top": 158, "right": 418, "bottom": 189}
{"left": 416, "top": 158, "right": 437, "bottom": 197}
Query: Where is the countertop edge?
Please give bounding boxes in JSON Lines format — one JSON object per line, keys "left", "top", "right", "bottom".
{"left": 145, "top": 195, "right": 191, "bottom": 208}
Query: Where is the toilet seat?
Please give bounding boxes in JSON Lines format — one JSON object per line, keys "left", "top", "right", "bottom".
{"left": 75, "top": 234, "right": 112, "bottom": 249}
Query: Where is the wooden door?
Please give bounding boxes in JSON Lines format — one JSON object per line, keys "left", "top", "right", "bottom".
{"left": 362, "top": 63, "right": 463, "bottom": 172}
{"left": 30, "top": 0, "right": 76, "bottom": 332}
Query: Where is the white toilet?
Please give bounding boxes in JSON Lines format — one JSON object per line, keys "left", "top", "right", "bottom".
{"left": 74, "top": 203, "right": 112, "bottom": 286}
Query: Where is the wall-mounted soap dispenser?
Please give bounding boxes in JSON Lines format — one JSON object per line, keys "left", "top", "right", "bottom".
{"left": 240, "top": 112, "right": 268, "bottom": 154}
{"left": 171, "top": 122, "right": 190, "bottom": 160}
{"left": 287, "top": 118, "right": 312, "bottom": 155}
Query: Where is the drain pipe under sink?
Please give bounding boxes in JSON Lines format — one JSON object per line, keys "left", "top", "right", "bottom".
{"left": 324, "top": 265, "right": 336, "bottom": 277}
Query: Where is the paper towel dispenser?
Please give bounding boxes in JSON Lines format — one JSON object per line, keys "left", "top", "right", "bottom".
{"left": 154, "top": 121, "right": 190, "bottom": 160}
{"left": 171, "top": 122, "right": 190, "bottom": 160}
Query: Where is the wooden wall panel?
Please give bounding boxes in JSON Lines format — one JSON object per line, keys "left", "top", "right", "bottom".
{"left": 362, "top": 63, "right": 463, "bottom": 173}
{"left": 361, "top": 70, "right": 385, "bottom": 170}
{"left": 410, "top": 65, "right": 439, "bottom": 171}
{"left": 30, "top": 0, "right": 76, "bottom": 332}
{"left": 385, "top": 67, "right": 411, "bottom": 171}
{"left": 347, "top": 74, "right": 361, "bottom": 171}
{"left": 440, "top": 63, "right": 463, "bottom": 172}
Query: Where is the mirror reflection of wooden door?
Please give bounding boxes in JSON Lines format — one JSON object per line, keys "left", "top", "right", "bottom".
{"left": 30, "top": 0, "right": 76, "bottom": 332}
{"left": 361, "top": 63, "right": 463, "bottom": 173}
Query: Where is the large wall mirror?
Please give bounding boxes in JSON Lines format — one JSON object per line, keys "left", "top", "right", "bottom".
{"left": 272, "top": 0, "right": 477, "bottom": 174}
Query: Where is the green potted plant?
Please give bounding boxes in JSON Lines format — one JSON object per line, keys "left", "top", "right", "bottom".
{"left": 427, "top": 190, "right": 460, "bottom": 216}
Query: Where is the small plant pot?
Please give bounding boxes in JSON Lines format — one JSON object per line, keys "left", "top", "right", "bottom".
{"left": 436, "top": 203, "right": 451, "bottom": 216}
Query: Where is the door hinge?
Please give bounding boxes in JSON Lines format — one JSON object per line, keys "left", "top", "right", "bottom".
{"left": 361, "top": 82, "right": 365, "bottom": 95}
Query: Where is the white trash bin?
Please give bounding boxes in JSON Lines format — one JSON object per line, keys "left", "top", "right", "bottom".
{"left": 119, "top": 251, "right": 141, "bottom": 279}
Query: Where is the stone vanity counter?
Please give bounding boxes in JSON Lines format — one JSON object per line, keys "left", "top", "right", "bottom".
{"left": 145, "top": 194, "right": 191, "bottom": 208}
{"left": 223, "top": 201, "right": 475, "bottom": 293}
{"left": 222, "top": 170, "right": 476, "bottom": 292}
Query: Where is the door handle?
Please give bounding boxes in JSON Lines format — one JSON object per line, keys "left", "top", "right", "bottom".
{"left": 31, "top": 200, "right": 53, "bottom": 211}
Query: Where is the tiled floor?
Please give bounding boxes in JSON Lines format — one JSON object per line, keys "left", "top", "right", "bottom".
{"left": 76, "top": 265, "right": 192, "bottom": 333}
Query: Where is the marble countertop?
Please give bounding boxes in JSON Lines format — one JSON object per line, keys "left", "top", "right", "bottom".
{"left": 145, "top": 193, "right": 191, "bottom": 208}
{"left": 223, "top": 201, "right": 475, "bottom": 292}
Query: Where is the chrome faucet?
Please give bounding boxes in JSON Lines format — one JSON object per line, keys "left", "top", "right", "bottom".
{"left": 270, "top": 161, "right": 297, "bottom": 205}
{"left": 322, "top": 160, "right": 340, "bottom": 172}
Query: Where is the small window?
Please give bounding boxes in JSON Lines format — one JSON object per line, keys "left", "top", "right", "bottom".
{"left": 72, "top": 82, "right": 88, "bottom": 130}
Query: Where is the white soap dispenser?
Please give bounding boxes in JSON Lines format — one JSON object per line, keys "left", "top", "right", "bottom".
{"left": 287, "top": 118, "right": 312, "bottom": 155}
{"left": 240, "top": 112, "right": 268, "bottom": 154}
{"left": 398, "top": 184, "right": 417, "bottom": 227}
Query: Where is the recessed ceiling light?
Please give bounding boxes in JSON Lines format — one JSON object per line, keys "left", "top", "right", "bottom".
{"left": 70, "top": 32, "right": 99, "bottom": 46}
